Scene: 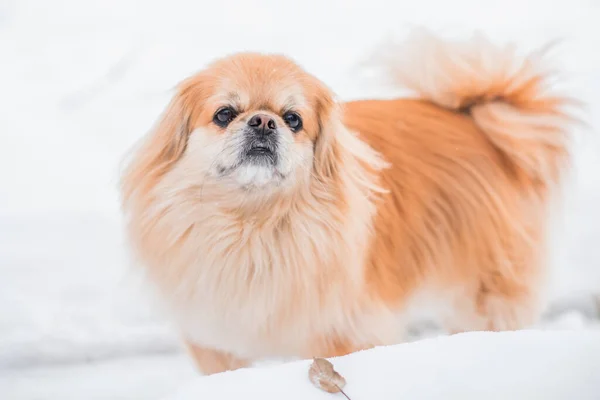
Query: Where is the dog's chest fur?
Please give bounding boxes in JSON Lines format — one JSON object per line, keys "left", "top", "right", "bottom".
{"left": 142, "top": 198, "right": 396, "bottom": 358}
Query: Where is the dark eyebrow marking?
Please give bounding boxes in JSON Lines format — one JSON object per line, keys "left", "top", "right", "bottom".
{"left": 226, "top": 92, "right": 240, "bottom": 102}
{"left": 280, "top": 97, "right": 298, "bottom": 114}
{"left": 226, "top": 92, "right": 243, "bottom": 110}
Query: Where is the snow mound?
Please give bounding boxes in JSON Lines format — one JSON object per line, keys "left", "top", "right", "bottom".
{"left": 165, "top": 330, "right": 600, "bottom": 400}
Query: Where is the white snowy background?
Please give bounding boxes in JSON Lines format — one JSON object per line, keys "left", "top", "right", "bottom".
{"left": 1, "top": 0, "right": 600, "bottom": 399}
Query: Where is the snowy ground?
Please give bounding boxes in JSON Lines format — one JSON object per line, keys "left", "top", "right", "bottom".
{"left": 167, "top": 331, "right": 600, "bottom": 400}
{"left": 1, "top": 0, "right": 600, "bottom": 399}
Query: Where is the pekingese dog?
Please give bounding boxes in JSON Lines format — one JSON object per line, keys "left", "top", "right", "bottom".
{"left": 120, "top": 29, "right": 575, "bottom": 375}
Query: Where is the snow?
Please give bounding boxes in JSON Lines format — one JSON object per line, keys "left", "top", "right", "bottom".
{"left": 2, "top": 354, "right": 197, "bottom": 400}
{"left": 1, "top": 0, "right": 599, "bottom": 399}
{"left": 165, "top": 330, "right": 600, "bottom": 400}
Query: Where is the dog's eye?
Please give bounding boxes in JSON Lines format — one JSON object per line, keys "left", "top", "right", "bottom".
{"left": 213, "top": 107, "right": 237, "bottom": 127}
{"left": 282, "top": 112, "right": 302, "bottom": 132}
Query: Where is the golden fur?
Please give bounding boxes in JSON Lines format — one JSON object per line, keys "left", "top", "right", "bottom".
{"left": 120, "top": 30, "right": 574, "bottom": 374}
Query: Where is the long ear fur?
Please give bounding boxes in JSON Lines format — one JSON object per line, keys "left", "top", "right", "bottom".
{"left": 313, "top": 88, "right": 389, "bottom": 194}
{"left": 121, "top": 91, "right": 191, "bottom": 208}
{"left": 313, "top": 92, "right": 340, "bottom": 183}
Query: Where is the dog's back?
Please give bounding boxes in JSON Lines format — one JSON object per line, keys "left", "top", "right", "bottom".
{"left": 342, "top": 30, "right": 575, "bottom": 332}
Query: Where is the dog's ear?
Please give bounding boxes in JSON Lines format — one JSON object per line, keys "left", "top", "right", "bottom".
{"left": 313, "top": 87, "right": 342, "bottom": 183}
{"left": 121, "top": 87, "right": 194, "bottom": 206}
{"left": 312, "top": 83, "right": 389, "bottom": 195}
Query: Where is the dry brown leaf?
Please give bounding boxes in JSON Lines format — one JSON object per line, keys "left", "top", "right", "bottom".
{"left": 308, "top": 358, "right": 351, "bottom": 398}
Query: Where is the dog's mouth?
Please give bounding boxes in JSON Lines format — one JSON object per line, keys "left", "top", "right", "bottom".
{"left": 244, "top": 144, "right": 278, "bottom": 165}
{"left": 246, "top": 146, "right": 274, "bottom": 157}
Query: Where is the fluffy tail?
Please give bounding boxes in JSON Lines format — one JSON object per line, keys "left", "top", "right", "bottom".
{"left": 375, "top": 29, "right": 578, "bottom": 185}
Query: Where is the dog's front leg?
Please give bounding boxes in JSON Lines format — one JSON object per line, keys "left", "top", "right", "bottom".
{"left": 183, "top": 340, "right": 250, "bottom": 375}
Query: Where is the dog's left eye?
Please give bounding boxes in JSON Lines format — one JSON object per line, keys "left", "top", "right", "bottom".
{"left": 282, "top": 112, "right": 302, "bottom": 132}
{"left": 213, "top": 107, "right": 237, "bottom": 127}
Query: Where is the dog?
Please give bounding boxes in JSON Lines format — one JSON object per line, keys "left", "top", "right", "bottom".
{"left": 120, "top": 29, "right": 575, "bottom": 375}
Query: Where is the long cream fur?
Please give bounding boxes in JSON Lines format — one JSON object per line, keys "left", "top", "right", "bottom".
{"left": 120, "top": 30, "right": 576, "bottom": 375}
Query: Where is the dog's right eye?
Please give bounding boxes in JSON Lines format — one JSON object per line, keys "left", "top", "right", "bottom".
{"left": 213, "top": 107, "right": 237, "bottom": 127}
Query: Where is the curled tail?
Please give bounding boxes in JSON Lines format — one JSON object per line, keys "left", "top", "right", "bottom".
{"left": 375, "top": 29, "right": 578, "bottom": 185}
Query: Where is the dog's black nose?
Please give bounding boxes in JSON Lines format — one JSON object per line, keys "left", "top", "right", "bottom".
{"left": 248, "top": 113, "right": 277, "bottom": 133}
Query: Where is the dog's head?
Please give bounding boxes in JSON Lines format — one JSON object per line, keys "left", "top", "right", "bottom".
{"left": 121, "top": 53, "right": 343, "bottom": 209}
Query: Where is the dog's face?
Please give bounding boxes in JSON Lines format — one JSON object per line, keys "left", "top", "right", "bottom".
{"left": 185, "top": 54, "right": 328, "bottom": 190}
{"left": 127, "top": 53, "right": 338, "bottom": 204}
